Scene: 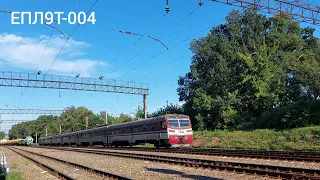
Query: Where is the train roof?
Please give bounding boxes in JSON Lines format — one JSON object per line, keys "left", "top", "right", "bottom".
{"left": 106, "top": 114, "right": 189, "bottom": 128}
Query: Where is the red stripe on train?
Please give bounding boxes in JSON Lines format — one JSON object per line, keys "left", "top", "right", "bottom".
{"left": 169, "top": 134, "right": 193, "bottom": 144}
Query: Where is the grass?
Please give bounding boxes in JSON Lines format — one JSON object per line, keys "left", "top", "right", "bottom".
{"left": 0, "top": 169, "right": 23, "bottom": 180}
{"left": 133, "top": 143, "right": 154, "bottom": 148}
{"left": 192, "top": 126, "right": 320, "bottom": 151}
{"left": 5, "top": 171, "right": 23, "bottom": 180}
{"left": 0, "top": 163, "right": 24, "bottom": 180}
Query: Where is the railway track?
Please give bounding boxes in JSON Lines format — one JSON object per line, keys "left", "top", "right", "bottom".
{"left": 40, "top": 146, "right": 320, "bottom": 180}
{"left": 54, "top": 146, "right": 320, "bottom": 163}
{"left": 7, "top": 147, "right": 74, "bottom": 180}
{"left": 8, "top": 147, "right": 133, "bottom": 180}
{"left": 112, "top": 147, "right": 320, "bottom": 162}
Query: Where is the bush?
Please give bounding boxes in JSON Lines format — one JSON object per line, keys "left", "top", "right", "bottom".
{"left": 255, "top": 100, "right": 320, "bottom": 129}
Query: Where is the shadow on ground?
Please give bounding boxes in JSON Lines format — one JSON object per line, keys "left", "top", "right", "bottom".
{"left": 146, "top": 167, "right": 224, "bottom": 180}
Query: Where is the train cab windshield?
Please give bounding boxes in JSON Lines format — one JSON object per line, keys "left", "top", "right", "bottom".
{"left": 167, "top": 119, "right": 191, "bottom": 128}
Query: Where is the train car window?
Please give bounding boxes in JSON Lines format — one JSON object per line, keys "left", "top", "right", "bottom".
{"left": 179, "top": 119, "right": 191, "bottom": 127}
{"left": 168, "top": 120, "right": 179, "bottom": 128}
{"left": 154, "top": 123, "right": 157, "bottom": 130}
{"left": 145, "top": 124, "right": 150, "bottom": 131}
{"left": 161, "top": 121, "right": 167, "bottom": 129}
{"left": 121, "top": 128, "right": 126, "bottom": 134}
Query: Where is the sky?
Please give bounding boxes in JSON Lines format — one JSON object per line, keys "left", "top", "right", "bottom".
{"left": 0, "top": 0, "right": 320, "bottom": 134}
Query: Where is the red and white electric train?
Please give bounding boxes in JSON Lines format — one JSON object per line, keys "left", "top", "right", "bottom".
{"left": 39, "top": 114, "right": 193, "bottom": 148}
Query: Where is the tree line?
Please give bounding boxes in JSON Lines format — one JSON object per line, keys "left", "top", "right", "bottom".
{"left": 8, "top": 106, "right": 139, "bottom": 140}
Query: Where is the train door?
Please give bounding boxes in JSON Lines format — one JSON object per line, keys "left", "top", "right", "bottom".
{"left": 76, "top": 134, "right": 79, "bottom": 146}
{"left": 129, "top": 126, "right": 133, "bottom": 146}
{"left": 107, "top": 129, "right": 111, "bottom": 146}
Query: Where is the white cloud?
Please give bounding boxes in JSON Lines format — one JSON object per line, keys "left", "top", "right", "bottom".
{"left": 0, "top": 33, "right": 106, "bottom": 77}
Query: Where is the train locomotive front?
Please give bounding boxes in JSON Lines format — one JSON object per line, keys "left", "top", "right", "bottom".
{"left": 165, "top": 114, "right": 193, "bottom": 147}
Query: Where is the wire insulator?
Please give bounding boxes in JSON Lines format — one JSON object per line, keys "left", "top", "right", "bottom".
{"left": 165, "top": 0, "right": 169, "bottom": 13}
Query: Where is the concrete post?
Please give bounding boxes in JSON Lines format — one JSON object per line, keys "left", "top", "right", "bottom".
{"left": 143, "top": 94, "right": 147, "bottom": 119}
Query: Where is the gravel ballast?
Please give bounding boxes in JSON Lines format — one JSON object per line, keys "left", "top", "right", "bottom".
{"left": 0, "top": 147, "right": 57, "bottom": 180}
{"left": 11, "top": 147, "right": 108, "bottom": 180}
{"left": 17, "top": 146, "right": 280, "bottom": 180}
{"left": 81, "top": 147, "right": 320, "bottom": 170}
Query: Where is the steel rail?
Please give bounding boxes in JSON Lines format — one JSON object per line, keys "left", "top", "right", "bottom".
{"left": 7, "top": 147, "right": 74, "bottom": 180}
{"left": 9, "top": 147, "right": 133, "bottom": 180}
{"left": 121, "top": 147, "right": 320, "bottom": 162}
{"left": 57, "top": 146, "right": 320, "bottom": 163}
{"left": 104, "top": 147, "right": 320, "bottom": 155}
{"left": 39, "top": 146, "right": 320, "bottom": 180}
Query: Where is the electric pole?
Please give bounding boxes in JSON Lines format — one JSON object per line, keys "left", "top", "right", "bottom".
{"left": 143, "top": 94, "right": 147, "bottom": 119}
{"left": 105, "top": 110, "right": 108, "bottom": 125}
{"left": 85, "top": 110, "right": 89, "bottom": 129}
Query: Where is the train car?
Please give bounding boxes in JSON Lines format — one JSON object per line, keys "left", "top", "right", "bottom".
{"left": 0, "top": 139, "right": 22, "bottom": 146}
{"left": 108, "top": 114, "right": 193, "bottom": 148}
{"left": 0, "top": 137, "right": 32, "bottom": 146}
{"left": 39, "top": 114, "right": 193, "bottom": 148}
{"left": 24, "top": 136, "right": 34, "bottom": 146}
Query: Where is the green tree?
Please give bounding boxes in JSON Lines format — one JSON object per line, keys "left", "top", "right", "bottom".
{"left": 8, "top": 106, "right": 138, "bottom": 138}
{"left": 0, "top": 131, "right": 5, "bottom": 140}
{"left": 148, "top": 103, "right": 183, "bottom": 117}
{"left": 135, "top": 106, "right": 144, "bottom": 119}
{"left": 178, "top": 9, "right": 320, "bottom": 130}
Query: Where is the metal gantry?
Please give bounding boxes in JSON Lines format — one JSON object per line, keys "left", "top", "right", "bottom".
{"left": 210, "top": 0, "right": 320, "bottom": 25}
{"left": 0, "top": 71, "right": 149, "bottom": 95}
{"left": 0, "top": 109, "right": 64, "bottom": 114}
{"left": 0, "top": 120, "right": 31, "bottom": 123}
{"left": 0, "top": 108, "right": 64, "bottom": 133}
{"left": 0, "top": 71, "right": 149, "bottom": 118}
